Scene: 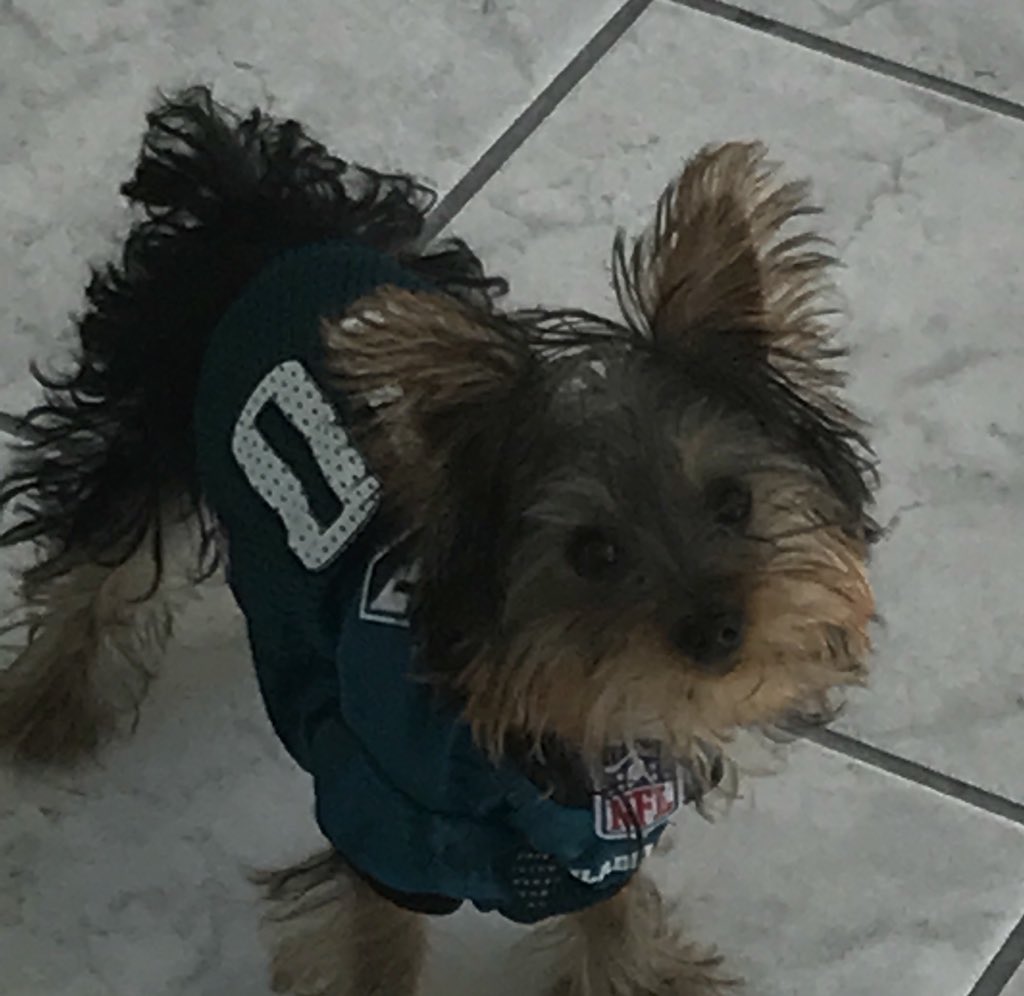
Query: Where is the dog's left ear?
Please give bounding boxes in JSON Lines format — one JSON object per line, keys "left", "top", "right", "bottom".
{"left": 614, "top": 142, "right": 878, "bottom": 537}
{"left": 321, "top": 287, "right": 532, "bottom": 516}
{"left": 612, "top": 142, "right": 840, "bottom": 388}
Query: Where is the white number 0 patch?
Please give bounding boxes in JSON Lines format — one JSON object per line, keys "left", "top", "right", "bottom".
{"left": 232, "top": 361, "right": 380, "bottom": 570}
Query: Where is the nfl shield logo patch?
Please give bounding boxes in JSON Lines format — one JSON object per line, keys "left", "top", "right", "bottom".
{"left": 594, "top": 742, "right": 680, "bottom": 841}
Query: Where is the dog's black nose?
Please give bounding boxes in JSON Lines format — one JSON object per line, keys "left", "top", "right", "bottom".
{"left": 673, "top": 609, "right": 745, "bottom": 671}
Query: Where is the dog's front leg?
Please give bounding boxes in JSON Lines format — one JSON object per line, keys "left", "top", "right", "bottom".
{"left": 543, "top": 875, "right": 733, "bottom": 996}
{"left": 255, "top": 850, "right": 426, "bottom": 996}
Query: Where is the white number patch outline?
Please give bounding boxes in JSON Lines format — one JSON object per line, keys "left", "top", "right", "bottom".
{"left": 232, "top": 360, "right": 379, "bottom": 570}
{"left": 359, "top": 542, "right": 420, "bottom": 628}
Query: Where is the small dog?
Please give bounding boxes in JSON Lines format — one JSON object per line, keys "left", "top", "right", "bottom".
{"left": 0, "top": 87, "right": 878, "bottom": 995}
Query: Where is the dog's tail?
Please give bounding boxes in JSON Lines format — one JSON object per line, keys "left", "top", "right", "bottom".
{"left": 0, "top": 86, "right": 504, "bottom": 766}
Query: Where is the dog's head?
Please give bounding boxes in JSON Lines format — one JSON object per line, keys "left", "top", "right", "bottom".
{"left": 323, "top": 142, "right": 878, "bottom": 766}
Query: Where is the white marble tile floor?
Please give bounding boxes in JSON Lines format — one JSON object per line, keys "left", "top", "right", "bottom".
{"left": 1, "top": 1, "right": 1023, "bottom": 994}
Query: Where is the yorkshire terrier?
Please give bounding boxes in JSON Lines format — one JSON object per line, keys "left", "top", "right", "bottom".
{"left": 0, "top": 86, "right": 878, "bottom": 995}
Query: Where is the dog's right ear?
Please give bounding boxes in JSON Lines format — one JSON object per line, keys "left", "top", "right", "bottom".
{"left": 321, "top": 287, "right": 532, "bottom": 517}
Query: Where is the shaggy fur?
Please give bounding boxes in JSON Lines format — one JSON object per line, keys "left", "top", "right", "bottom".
{"left": 0, "top": 523, "right": 191, "bottom": 764}
{"left": 0, "top": 86, "right": 878, "bottom": 995}
{"left": 254, "top": 852, "right": 426, "bottom": 996}
{"left": 544, "top": 875, "right": 734, "bottom": 996}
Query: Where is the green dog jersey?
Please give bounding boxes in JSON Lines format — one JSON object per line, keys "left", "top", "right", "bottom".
{"left": 193, "top": 240, "right": 692, "bottom": 924}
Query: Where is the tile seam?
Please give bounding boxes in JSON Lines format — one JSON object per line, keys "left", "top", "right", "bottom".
{"left": 420, "top": 0, "right": 654, "bottom": 243}
{"left": 668, "top": 0, "right": 1024, "bottom": 123}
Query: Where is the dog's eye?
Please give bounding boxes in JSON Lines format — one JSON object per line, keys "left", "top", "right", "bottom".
{"left": 567, "top": 527, "right": 622, "bottom": 580}
{"left": 708, "top": 478, "right": 752, "bottom": 529}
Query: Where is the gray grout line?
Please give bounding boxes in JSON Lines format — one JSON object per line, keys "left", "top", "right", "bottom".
{"left": 670, "top": 0, "right": 1024, "bottom": 123}
{"left": 419, "top": 0, "right": 653, "bottom": 245}
{"left": 807, "top": 724, "right": 1024, "bottom": 996}
{"left": 802, "top": 725, "right": 1024, "bottom": 827}
{"left": 805, "top": 728, "right": 1024, "bottom": 996}
{"left": 968, "top": 912, "right": 1024, "bottom": 996}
